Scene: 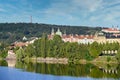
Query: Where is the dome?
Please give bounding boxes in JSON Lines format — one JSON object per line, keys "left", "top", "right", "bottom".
{"left": 56, "top": 28, "right": 62, "bottom": 36}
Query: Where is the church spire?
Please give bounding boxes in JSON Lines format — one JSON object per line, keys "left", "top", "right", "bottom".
{"left": 51, "top": 28, "right": 54, "bottom": 35}
{"left": 63, "top": 30, "right": 66, "bottom": 36}
{"left": 57, "top": 28, "right": 60, "bottom": 32}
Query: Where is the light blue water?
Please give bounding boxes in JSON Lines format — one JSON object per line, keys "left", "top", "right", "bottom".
{"left": 0, "top": 66, "right": 115, "bottom": 80}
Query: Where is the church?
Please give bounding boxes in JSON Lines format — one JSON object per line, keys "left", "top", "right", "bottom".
{"left": 48, "top": 28, "right": 94, "bottom": 44}
{"left": 48, "top": 26, "right": 120, "bottom": 44}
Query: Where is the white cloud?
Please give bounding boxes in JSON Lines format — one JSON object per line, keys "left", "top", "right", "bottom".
{"left": 72, "top": 0, "right": 103, "bottom": 12}
{"left": 44, "top": 0, "right": 103, "bottom": 14}
{"left": 103, "top": 0, "right": 120, "bottom": 7}
{"left": 0, "top": 0, "right": 119, "bottom": 26}
{"left": 42, "top": 0, "right": 120, "bottom": 26}
{"left": 42, "top": 0, "right": 105, "bottom": 26}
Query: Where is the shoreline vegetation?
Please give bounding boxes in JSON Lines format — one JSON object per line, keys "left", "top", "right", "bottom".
{"left": 0, "top": 23, "right": 120, "bottom": 65}
{"left": 1, "top": 34, "right": 120, "bottom": 64}
{"left": 31, "top": 57, "right": 68, "bottom": 64}
{"left": 3, "top": 56, "right": 119, "bottom": 65}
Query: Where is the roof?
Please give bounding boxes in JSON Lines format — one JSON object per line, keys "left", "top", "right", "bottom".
{"left": 102, "top": 28, "right": 120, "bottom": 33}
{"left": 62, "top": 35, "right": 94, "bottom": 39}
{"left": 14, "top": 42, "right": 28, "bottom": 47}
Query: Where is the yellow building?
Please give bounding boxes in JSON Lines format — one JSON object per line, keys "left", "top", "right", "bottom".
{"left": 94, "top": 27, "right": 120, "bottom": 43}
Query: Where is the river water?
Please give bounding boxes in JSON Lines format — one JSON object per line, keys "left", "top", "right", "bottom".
{"left": 0, "top": 60, "right": 120, "bottom": 80}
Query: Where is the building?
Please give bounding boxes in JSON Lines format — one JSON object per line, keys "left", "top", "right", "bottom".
{"left": 94, "top": 26, "right": 120, "bottom": 43}
{"left": 26, "top": 37, "right": 38, "bottom": 44}
{"left": 23, "top": 36, "right": 27, "bottom": 41}
{"left": 14, "top": 41, "right": 28, "bottom": 47}
{"left": 48, "top": 28, "right": 94, "bottom": 44}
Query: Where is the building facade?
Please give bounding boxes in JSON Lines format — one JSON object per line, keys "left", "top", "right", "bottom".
{"left": 48, "top": 27, "right": 120, "bottom": 44}
{"left": 94, "top": 27, "right": 120, "bottom": 43}
{"left": 48, "top": 28, "right": 94, "bottom": 44}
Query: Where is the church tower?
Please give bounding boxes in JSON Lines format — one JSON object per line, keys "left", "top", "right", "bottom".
{"left": 56, "top": 28, "right": 62, "bottom": 36}
{"left": 63, "top": 30, "right": 66, "bottom": 36}
{"left": 51, "top": 28, "right": 55, "bottom": 36}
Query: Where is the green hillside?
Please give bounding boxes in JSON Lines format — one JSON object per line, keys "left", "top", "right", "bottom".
{"left": 0, "top": 23, "right": 101, "bottom": 43}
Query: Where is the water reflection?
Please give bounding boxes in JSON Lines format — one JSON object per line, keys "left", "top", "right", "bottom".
{"left": 0, "top": 66, "right": 95, "bottom": 80}
{"left": 6, "top": 60, "right": 16, "bottom": 68}
{"left": 0, "top": 60, "right": 120, "bottom": 79}
{"left": 15, "top": 62, "right": 92, "bottom": 77}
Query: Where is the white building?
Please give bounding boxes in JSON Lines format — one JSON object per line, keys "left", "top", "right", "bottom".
{"left": 48, "top": 28, "right": 94, "bottom": 44}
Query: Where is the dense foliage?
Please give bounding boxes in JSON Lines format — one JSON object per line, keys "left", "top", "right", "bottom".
{"left": 0, "top": 23, "right": 101, "bottom": 43}
{"left": 0, "top": 42, "right": 8, "bottom": 58}
{"left": 15, "top": 34, "right": 120, "bottom": 62}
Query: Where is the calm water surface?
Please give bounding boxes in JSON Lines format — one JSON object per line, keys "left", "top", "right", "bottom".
{"left": 0, "top": 60, "right": 120, "bottom": 80}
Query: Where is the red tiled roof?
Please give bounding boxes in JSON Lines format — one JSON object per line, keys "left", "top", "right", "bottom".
{"left": 48, "top": 34, "right": 94, "bottom": 40}
{"left": 62, "top": 35, "right": 94, "bottom": 39}
{"left": 14, "top": 42, "right": 27, "bottom": 47}
{"left": 102, "top": 28, "right": 119, "bottom": 31}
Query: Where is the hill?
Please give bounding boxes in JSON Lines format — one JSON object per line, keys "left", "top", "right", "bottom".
{"left": 0, "top": 23, "right": 101, "bottom": 43}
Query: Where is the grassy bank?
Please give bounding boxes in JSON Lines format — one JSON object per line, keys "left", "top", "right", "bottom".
{"left": 24, "top": 56, "right": 118, "bottom": 64}
{"left": 91, "top": 56, "right": 118, "bottom": 64}
{"left": 24, "top": 57, "right": 68, "bottom": 64}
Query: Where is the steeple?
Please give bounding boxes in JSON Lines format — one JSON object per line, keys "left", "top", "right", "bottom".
{"left": 57, "top": 28, "right": 60, "bottom": 32}
{"left": 51, "top": 28, "right": 55, "bottom": 35}
{"left": 63, "top": 30, "right": 66, "bottom": 36}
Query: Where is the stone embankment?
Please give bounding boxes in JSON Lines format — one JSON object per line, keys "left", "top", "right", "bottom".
{"left": 31, "top": 57, "right": 68, "bottom": 64}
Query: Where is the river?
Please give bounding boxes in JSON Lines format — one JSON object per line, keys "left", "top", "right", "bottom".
{"left": 0, "top": 60, "right": 120, "bottom": 80}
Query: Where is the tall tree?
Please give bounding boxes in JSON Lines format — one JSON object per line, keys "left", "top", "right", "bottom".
{"left": 41, "top": 33, "right": 47, "bottom": 58}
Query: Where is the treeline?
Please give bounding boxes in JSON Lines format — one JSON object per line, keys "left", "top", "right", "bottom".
{"left": 15, "top": 34, "right": 120, "bottom": 62}
{"left": 0, "top": 23, "right": 101, "bottom": 43}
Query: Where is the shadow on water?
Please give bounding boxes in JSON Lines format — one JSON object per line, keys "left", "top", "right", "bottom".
{"left": 0, "top": 60, "right": 120, "bottom": 79}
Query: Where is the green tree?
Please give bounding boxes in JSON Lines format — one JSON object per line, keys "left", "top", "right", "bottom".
{"left": 41, "top": 33, "right": 47, "bottom": 58}
{"left": 115, "top": 48, "right": 120, "bottom": 63}
{"left": 16, "top": 48, "right": 25, "bottom": 60}
{"left": 89, "top": 42, "right": 102, "bottom": 58}
{"left": 33, "top": 39, "right": 41, "bottom": 57}
{"left": 25, "top": 44, "right": 35, "bottom": 58}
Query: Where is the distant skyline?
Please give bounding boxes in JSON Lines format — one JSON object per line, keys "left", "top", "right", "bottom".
{"left": 0, "top": 0, "right": 120, "bottom": 27}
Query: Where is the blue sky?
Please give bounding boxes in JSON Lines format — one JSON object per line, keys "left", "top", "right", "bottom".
{"left": 0, "top": 0, "right": 120, "bottom": 27}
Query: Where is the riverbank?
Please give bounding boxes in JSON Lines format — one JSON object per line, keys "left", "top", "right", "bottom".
{"left": 2, "top": 55, "right": 119, "bottom": 64}
{"left": 30, "top": 56, "right": 119, "bottom": 64}
{"left": 70, "top": 56, "right": 119, "bottom": 64}
{"left": 30, "top": 57, "right": 68, "bottom": 64}
{"left": 91, "top": 56, "right": 118, "bottom": 64}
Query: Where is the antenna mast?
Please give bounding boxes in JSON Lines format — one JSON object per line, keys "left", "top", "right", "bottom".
{"left": 30, "top": 16, "right": 32, "bottom": 23}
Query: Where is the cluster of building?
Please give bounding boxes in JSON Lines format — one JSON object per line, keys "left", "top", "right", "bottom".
{"left": 48, "top": 26, "right": 120, "bottom": 44}
{"left": 9, "top": 26, "right": 120, "bottom": 48}
{"left": 95, "top": 27, "right": 120, "bottom": 43}
{"left": 7, "top": 37, "right": 38, "bottom": 60}
{"left": 9, "top": 37, "right": 38, "bottom": 49}
{"left": 7, "top": 26, "right": 120, "bottom": 59}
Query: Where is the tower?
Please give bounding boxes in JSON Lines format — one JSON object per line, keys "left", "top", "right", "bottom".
{"left": 63, "top": 30, "right": 66, "bottom": 36}
{"left": 30, "top": 16, "right": 32, "bottom": 23}
{"left": 51, "top": 28, "right": 55, "bottom": 35}
{"left": 56, "top": 28, "right": 62, "bottom": 36}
